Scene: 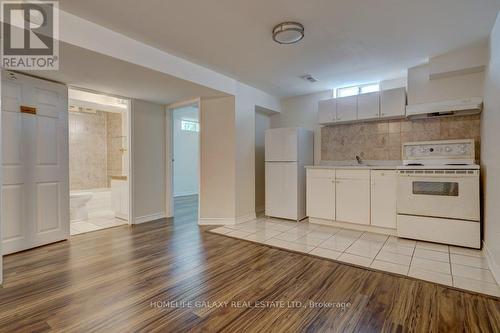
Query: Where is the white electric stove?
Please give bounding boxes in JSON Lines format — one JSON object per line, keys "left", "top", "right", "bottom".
{"left": 396, "top": 139, "right": 480, "bottom": 249}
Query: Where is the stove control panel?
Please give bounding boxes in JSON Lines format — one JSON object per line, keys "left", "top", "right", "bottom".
{"left": 402, "top": 139, "right": 475, "bottom": 165}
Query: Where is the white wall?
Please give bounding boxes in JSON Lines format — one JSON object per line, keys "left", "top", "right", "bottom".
{"left": 131, "top": 99, "right": 167, "bottom": 223}
{"left": 272, "top": 91, "right": 332, "bottom": 164}
{"left": 407, "top": 64, "right": 485, "bottom": 105}
{"left": 255, "top": 111, "right": 271, "bottom": 214}
{"left": 199, "top": 96, "right": 236, "bottom": 223}
{"left": 482, "top": 13, "right": 500, "bottom": 282}
{"left": 173, "top": 106, "right": 199, "bottom": 197}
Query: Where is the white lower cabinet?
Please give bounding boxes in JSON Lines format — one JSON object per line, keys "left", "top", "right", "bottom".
{"left": 335, "top": 170, "right": 370, "bottom": 225}
{"left": 306, "top": 168, "right": 396, "bottom": 230}
{"left": 370, "top": 170, "right": 397, "bottom": 229}
{"left": 306, "top": 169, "right": 335, "bottom": 220}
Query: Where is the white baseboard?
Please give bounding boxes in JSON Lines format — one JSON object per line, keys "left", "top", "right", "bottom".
{"left": 309, "top": 217, "right": 397, "bottom": 236}
{"left": 483, "top": 240, "right": 500, "bottom": 285}
{"left": 198, "top": 213, "right": 257, "bottom": 226}
{"left": 134, "top": 212, "right": 167, "bottom": 224}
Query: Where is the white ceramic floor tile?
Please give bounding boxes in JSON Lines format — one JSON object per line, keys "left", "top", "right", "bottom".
{"left": 411, "top": 257, "right": 451, "bottom": 274}
{"left": 310, "top": 247, "right": 342, "bottom": 260}
{"left": 210, "top": 227, "right": 236, "bottom": 235}
{"left": 71, "top": 222, "right": 101, "bottom": 233}
{"left": 293, "top": 235, "right": 327, "bottom": 246}
{"left": 375, "top": 249, "right": 412, "bottom": 266}
{"left": 449, "top": 246, "right": 484, "bottom": 258}
{"left": 360, "top": 232, "right": 389, "bottom": 244}
{"left": 91, "top": 218, "right": 126, "bottom": 228}
{"left": 207, "top": 217, "right": 500, "bottom": 297}
{"left": 382, "top": 242, "right": 415, "bottom": 256}
{"left": 305, "top": 230, "right": 337, "bottom": 240}
{"left": 281, "top": 227, "right": 312, "bottom": 237}
{"left": 309, "top": 224, "right": 342, "bottom": 235}
{"left": 232, "top": 222, "right": 266, "bottom": 232}
{"left": 409, "top": 267, "right": 453, "bottom": 286}
{"left": 413, "top": 248, "right": 450, "bottom": 263}
{"left": 265, "top": 238, "right": 315, "bottom": 253}
{"left": 452, "top": 264, "right": 496, "bottom": 284}
{"left": 336, "top": 229, "right": 363, "bottom": 239}
{"left": 371, "top": 260, "right": 409, "bottom": 275}
{"left": 241, "top": 229, "right": 282, "bottom": 242}
{"left": 263, "top": 222, "right": 296, "bottom": 232}
{"left": 318, "top": 235, "right": 357, "bottom": 252}
{"left": 386, "top": 236, "right": 416, "bottom": 248}
{"left": 225, "top": 230, "right": 253, "bottom": 239}
{"left": 345, "top": 239, "right": 384, "bottom": 259}
{"left": 450, "top": 254, "right": 489, "bottom": 269}
{"left": 337, "top": 253, "right": 373, "bottom": 267}
{"left": 274, "top": 231, "right": 302, "bottom": 242}
{"left": 453, "top": 276, "right": 500, "bottom": 297}
{"left": 416, "top": 241, "right": 449, "bottom": 253}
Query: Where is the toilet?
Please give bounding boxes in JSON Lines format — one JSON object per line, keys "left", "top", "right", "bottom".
{"left": 70, "top": 192, "right": 93, "bottom": 222}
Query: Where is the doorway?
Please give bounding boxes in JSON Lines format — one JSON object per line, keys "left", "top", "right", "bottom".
{"left": 255, "top": 110, "right": 271, "bottom": 216}
{"left": 68, "top": 88, "right": 132, "bottom": 235}
{"left": 171, "top": 104, "right": 200, "bottom": 211}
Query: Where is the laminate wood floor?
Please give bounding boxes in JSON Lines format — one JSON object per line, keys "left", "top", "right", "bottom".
{"left": 1, "top": 195, "right": 499, "bottom": 332}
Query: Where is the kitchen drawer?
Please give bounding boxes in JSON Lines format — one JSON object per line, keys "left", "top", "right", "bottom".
{"left": 371, "top": 170, "right": 396, "bottom": 180}
{"left": 336, "top": 169, "right": 370, "bottom": 180}
{"left": 397, "top": 214, "right": 480, "bottom": 249}
{"left": 307, "top": 168, "right": 335, "bottom": 179}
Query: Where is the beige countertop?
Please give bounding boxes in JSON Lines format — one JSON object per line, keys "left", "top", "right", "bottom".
{"left": 305, "top": 162, "right": 399, "bottom": 170}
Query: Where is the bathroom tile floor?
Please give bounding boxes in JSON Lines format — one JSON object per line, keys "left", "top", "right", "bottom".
{"left": 209, "top": 218, "right": 500, "bottom": 297}
{"left": 71, "top": 216, "right": 127, "bottom": 235}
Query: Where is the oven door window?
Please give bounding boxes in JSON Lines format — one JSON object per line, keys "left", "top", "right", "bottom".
{"left": 412, "top": 181, "right": 459, "bottom": 196}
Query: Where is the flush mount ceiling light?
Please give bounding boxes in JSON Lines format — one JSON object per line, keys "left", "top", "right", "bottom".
{"left": 272, "top": 22, "right": 304, "bottom": 44}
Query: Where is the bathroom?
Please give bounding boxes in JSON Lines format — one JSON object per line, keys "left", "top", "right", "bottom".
{"left": 68, "top": 89, "right": 130, "bottom": 235}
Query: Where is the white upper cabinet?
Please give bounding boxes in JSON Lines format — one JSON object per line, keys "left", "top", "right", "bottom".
{"left": 317, "top": 87, "right": 406, "bottom": 125}
{"left": 318, "top": 99, "right": 336, "bottom": 124}
{"left": 380, "top": 87, "right": 406, "bottom": 118}
{"left": 357, "top": 92, "right": 380, "bottom": 120}
{"left": 336, "top": 95, "right": 357, "bottom": 122}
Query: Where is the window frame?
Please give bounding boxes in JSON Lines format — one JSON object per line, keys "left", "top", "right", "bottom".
{"left": 180, "top": 119, "right": 200, "bottom": 132}
{"left": 336, "top": 83, "right": 380, "bottom": 98}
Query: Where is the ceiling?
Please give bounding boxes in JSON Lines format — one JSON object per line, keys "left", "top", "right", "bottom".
{"left": 59, "top": 0, "right": 500, "bottom": 97}
{"left": 26, "top": 42, "right": 225, "bottom": 105}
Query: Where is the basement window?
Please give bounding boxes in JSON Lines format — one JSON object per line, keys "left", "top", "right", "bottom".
{"left": 181, "top": 120, "right": 199, "bottom": 132}
{"left": 337, "top": 83, "right": 380, "bottom": 98}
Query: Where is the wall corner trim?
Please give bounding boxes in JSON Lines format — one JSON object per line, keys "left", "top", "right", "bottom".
{"left": 483, "top": 240, "right": 500, "bottom": 285}
{"left": 134, "top": 212, "right": 167, "bottom": 224}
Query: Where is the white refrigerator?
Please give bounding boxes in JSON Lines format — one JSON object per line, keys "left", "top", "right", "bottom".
{"left": 265, "top": 128, "right": 314, "bottom": 221}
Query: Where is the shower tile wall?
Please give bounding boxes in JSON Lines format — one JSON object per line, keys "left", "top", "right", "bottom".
{"left": 106, "top": 112, "right": 123, "bottom": 183}
{"left": 69, "top": 111, "right": 108, "bottom": 190}
{"left": 321, "top": 115, "right": 481, "bottom": 161}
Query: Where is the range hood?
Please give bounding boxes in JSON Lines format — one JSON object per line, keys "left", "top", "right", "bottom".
{"left": 406, "top": 97, "right": 483, "bottom": 119}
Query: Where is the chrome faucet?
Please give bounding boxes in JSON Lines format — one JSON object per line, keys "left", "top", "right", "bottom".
{"left": 355, "top": 155, "right": 363, "bottom": 165}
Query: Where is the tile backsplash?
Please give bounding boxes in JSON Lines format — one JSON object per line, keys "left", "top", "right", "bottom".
{"left": 321, "top": 115, "right": 481, "bottom": 161}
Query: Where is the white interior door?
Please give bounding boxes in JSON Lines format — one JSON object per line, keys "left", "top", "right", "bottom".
{"left": 1, "top": 71, "right": 69, "bottom": 255}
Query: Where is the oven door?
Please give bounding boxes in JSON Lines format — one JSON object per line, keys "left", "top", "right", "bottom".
{"left": 397, "top": 170, "right": 480, "bottom": 221}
